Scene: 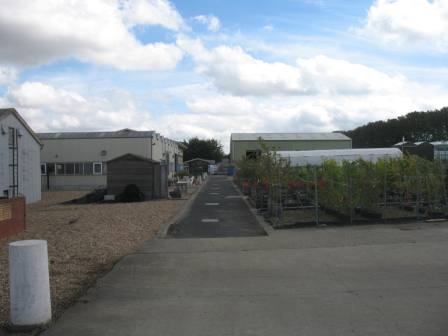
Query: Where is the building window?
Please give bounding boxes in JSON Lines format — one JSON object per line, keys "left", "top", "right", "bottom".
{"left": 65, "top": 162, "right": 75, "bottom": 175}
{"left": 55, "top": 163, "right": 65, "bottom": 175}
{"left": 84, "top": 162, "right": 93, "bottom": 175}
{"left": 74, "top": 163, "right": 83, "bottom": 175}
{"left": 93, "top": 162, "right": 102, "bottom": 175}
{"left": 41, "top": 163, "right": 47, "bottom": 175}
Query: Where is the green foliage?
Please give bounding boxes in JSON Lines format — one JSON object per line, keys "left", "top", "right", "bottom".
{"left": 182, "top": 137, "right": 224, "bottom": 163}
{"left": 236, "top": 148, "right": 447, "bottom": 218}
{"left": 344, "top": 107, "right": 448, "bottom": 147}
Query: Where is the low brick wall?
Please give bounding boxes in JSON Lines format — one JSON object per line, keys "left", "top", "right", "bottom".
{"left": 0, "top": 197, "right": 26, "bottom": 239}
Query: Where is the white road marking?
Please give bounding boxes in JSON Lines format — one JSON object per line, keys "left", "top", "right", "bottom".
{"left": 205, "top": 203, "right": 219, "bottom": 206}
{"left": 210, "top": 192, "right": 220, "bottom": 195}
{"left": 225, "top": 196, "right": 243, "bottom": 199}
{"left": 201, "top": 219, "right": 219, "bottom": 223}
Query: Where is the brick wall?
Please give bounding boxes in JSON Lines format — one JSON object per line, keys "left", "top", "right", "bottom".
{"left": 0, "top": 197, "right": 26, "bottom": 239}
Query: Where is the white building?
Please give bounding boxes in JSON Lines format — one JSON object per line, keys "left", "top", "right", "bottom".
{"left": 38, "top": 129, "right": 184, "bottom": 191}
{"left": 0, "top": 108, "right": 42, "bottom": 203}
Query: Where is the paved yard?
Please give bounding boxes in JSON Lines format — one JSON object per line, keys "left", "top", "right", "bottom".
{"left": 43, "top": 218, "right": 448, "bottom": 336}
{"left": 168, "top": 175, "right": 266, "bottom": 238}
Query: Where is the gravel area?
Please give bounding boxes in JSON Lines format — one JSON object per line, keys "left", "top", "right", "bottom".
{"left": 0, "top": 189, "right": 194, "bottom": 333}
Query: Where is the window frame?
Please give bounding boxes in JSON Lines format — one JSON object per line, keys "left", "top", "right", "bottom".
{"left": 55, "top": 163, "right": 65, "bottom": 175}
{"left": 40, "top": 163, "right": 47, "bottom": 176}
{"left": 93, "top": 162, "right": 103, "bottom": 175}
{"left": 65, "top": 162, "right": 75, "bottom": 175}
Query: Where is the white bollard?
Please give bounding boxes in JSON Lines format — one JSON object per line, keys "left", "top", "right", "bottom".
{"left": 9, "top": 240, "right": 51, "bottom": 330}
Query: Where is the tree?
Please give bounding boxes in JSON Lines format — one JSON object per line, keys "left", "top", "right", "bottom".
{"left": 343, "top": 107, "right": 448, "bottom": 148}
{"left": 182, "top": 137, "right": 224, "bottom": 162}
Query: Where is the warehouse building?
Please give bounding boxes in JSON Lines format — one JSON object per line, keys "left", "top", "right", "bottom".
{"left": 0, "top": 108, "right": 42, "bottom": 203}
{"left": 230, "top": 132, "right": 352, "bottom": 162}
{"left": 38, "top": 129, "right": 184, "bottom": 191}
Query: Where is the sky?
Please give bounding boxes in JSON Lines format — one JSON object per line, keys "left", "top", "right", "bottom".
{"left": 0, "top": 0, "right": 447, "bottom": 152}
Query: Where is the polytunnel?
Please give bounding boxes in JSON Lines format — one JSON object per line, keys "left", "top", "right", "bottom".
{"left": 275, "top": 148, "right": 402, "bottom": 166}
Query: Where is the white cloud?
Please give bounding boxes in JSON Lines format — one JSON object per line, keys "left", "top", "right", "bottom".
{"left": 172, "top": 36, "right": 448, "bottom": 150}
{"left": 4, "top": 81, "right": 153, "bottom": 132}
{"left": 0, "top": 0, "right": 184, "bottom": 70}
{"left": 194, "top": 15, "right": 221, "bottom": 32}
{"left": 263, "top": 24, "right": 274, "bottom": 32}
{"left": 357, "top": 0, "right": 448, "bottom": 52}
{"left": 121, "top": 0, "right": 184, "bottom": 30}
{"left": 177, "top": 36, "right": 408, "bottom": 97}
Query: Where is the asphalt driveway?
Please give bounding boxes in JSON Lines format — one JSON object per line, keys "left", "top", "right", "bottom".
{"left": 168, "top": 175, "right": 266, "bottom": 238}
{"left": 43, "top": 222, "right": 448, "bottom": 336}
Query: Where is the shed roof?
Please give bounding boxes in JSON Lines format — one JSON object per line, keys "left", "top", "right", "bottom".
{"left": 38, "top": 128, "right": 155, "bottom": 140}
{"left": 107, "top": 153, "right": 160, "bottom": 164}
{"left": 230, "top": 132, "right": 351, "bottom": 141}
{"left": 183, "top": 158, "right": 216, "bottom": 164}
{"left": 0, "top": 108, "right": 42, "bottom": 145}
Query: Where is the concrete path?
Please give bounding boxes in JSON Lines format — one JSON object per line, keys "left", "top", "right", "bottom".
{"left": 43, "top": 220, "right": 448, "bottom": 336}
{"left": 168, "top": 175, "right": 266, "bottom": 238}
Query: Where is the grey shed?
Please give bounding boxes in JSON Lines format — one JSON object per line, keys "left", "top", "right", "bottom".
{"left": 107, "top": 153, "right": 168, "bottom": 200}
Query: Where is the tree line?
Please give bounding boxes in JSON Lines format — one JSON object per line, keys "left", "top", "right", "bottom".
{"left": 182, "top": 137, "right": 225, "bottom": 163}
{"left": 343, "top": 107, "right": 448, "bottom": 148}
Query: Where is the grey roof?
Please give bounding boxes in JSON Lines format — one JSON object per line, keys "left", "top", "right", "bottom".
{"left": 230, "top": 132, "right": 351, "bottom": 141}
{"left": 0, "top": 108, "right": 42, "bottom": 145}
{"left": 183, "top": 158, "right": 216, "bottom": 164}
{"left": 37, "top": 128, "right": 155, "bottom": 140}
{"left": 107, "top": 153, "right": 160, "bottom": 164}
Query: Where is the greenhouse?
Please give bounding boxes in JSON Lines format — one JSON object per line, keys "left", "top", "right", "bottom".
{"left": 275, "top": 148, "right": 402, "bottom": 166}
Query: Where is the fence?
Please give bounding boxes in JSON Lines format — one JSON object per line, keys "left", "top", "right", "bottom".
{"left": 237, "top": 158, "right": 448, "bottom": 229}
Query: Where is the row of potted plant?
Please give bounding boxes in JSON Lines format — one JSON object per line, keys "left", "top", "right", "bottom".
{"left": 235, "top": 149, "right": 447, "bottom": 219}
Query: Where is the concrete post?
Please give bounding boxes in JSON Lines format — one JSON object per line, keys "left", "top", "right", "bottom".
{"left": 9, "top": 240, "right": 51, "bottom": 330}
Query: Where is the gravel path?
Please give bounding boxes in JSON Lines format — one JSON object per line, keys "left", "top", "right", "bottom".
{"left": 0, "top": 190, "right": 190, "bottom": 332}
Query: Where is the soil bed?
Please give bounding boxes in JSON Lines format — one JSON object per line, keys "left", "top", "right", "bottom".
{"left": 0, "top": 189, "right": 194, "bottom": 334}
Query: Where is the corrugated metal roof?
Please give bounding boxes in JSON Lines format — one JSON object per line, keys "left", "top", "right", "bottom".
{"left": 231, "top": 132, "right": 351, "bottom": 141}
{"left": 107, "top": 153, "right": 160, "bottom": 164}
{"left": 183, "top": 158, "right": 216, "bottom": 164}
{"left": 37, "top": 128, "right": 155, "bottom": 140}
{"left": 276, "top": 148, "right": 402, "bottom": 166}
